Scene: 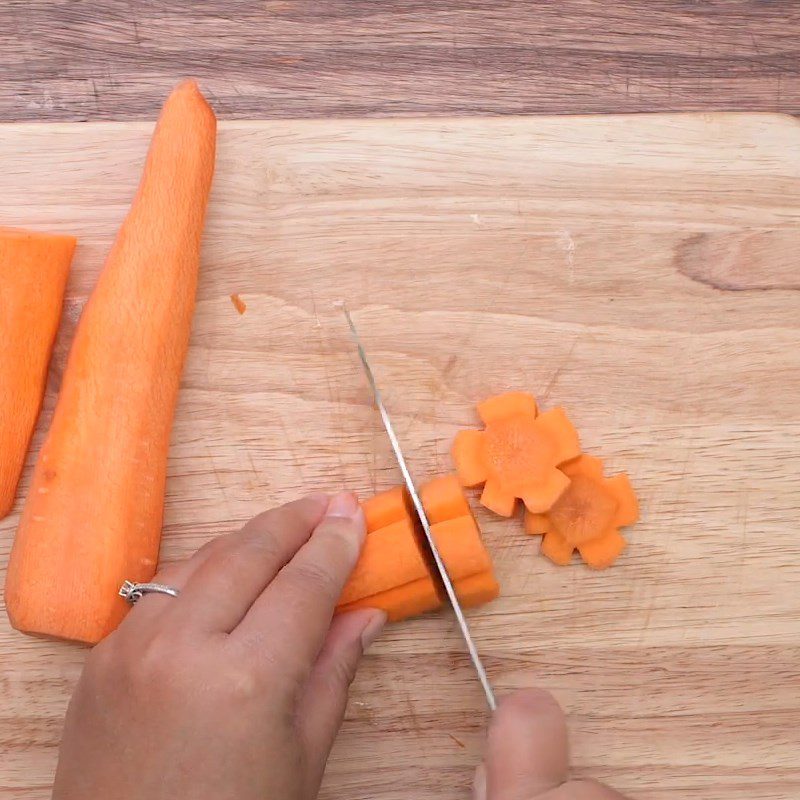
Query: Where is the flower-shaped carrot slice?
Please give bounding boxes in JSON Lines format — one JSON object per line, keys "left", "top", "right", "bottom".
{"left": 452, "top": 392, "right": 580, "bottom": 517}
{"left": 525, "top": 454, "right": 639, "bottom": 569}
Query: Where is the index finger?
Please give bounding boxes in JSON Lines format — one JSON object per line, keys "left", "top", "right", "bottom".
{"left": 233, "top": 492, "right": 366, "bottom": 677}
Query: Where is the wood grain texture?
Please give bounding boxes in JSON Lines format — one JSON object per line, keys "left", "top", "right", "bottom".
{"left": 1, "top": 112, "right": 800, "bottom": 799}
{"left": 1, "top": 1, "right": 800, "bottom": 121}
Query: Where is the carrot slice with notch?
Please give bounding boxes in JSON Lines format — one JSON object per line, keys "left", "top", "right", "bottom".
{"left": 478, "top": 391, "right": 538, "bottom": 424}
{"left": 452, "top": 429, "right": 487, "bottom": 487}
{"left": 606, "top": 473, "right": 639, "bottom": 528}
{"left": 541, "top": 531, "right": 574, "bottom": 566}
{"left": 534, "top": 407, "right": 581, "bottom": 466}
{"left": 480, "top": 479, "right": 517, "bottom": 517}
{"left": 578, "top": 529, "right": 627, "bottom": 570}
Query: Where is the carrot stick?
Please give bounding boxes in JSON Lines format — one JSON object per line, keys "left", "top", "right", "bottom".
{"left": 0, "top": 228, "right": 75, "bottom": 518}
{"left": 336, "top": 578, "right": 441, "bottom": 621}
{"left": 338, "top": 518, "right": 432, "bottom": 606}
{"left": 419, "top": 474, "right": 471, "bottom": 525}
{"left": 361, "top": 485, "right": 411, "bottom": 533}
{"left": 5, "top": 81, "right": 216, "bottom": 644}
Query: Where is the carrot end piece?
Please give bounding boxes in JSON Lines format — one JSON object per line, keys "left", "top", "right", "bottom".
{"left": 578, "top": 529, "right": 627, "bottom": 570}
{"left": 452, "top": 429, "right": 488, "bottom": 487}
{"left": 541, "top": 531, "right": 574, "bottom": 566}
{"left": 477, "top": 392, "right": 538, "bottom": 424}
{"left": 480, "top": 480, "right": 517, "bottom": 517}
{"left": 606, "top": 473, "right": 640, "bottom": 528}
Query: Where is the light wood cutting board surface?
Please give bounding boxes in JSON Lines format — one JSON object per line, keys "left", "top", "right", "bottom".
{"left": 1, "top": 113, "right": 799, "bottom": 800}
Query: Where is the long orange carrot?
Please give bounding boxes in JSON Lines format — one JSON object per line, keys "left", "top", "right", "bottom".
{"left": 0, "top": 228, "right": 75, "bottom": 518}
{"left": 5, "top": 81, "right": 216, "bottom": 643}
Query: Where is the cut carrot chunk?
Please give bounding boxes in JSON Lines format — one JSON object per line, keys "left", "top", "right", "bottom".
{"left": 562, "top": 454, "right": 604, "bottom": 481}
{"left": 478, "top": 391, "right": 538, "bottom": 424}
{"left": 0, "top": 228, "right": 76, "bottom": 519}
{"left": 230, "top": 293, "right": 247, "bottom": 314}
{"left": 521, "top": 468, "right": 570, "bottom": 514}
{"left": 430, "top": 515, "right": 493, "bottom": 580}
{"left": 419, "top": 474, "right": 471, "bottom": 525}
{"left": 480, "top": 479, "right": 516, "bottom": 517}
{"left": 578, "top": 529, "right": 627, "bottom": 570}
{"left": 533, "top": 407, "right": 581, "bottom": 466}
{"left": 339, "top": 517, "right": 429, "bottom": 606}
{"left": 607, "top": 473, "right": 639, "bottom": 528}
{"left": 453, "top": 394, "right": 581, "bottom": 517}
{"left": 451, "top": 429, "right": 487, "bottom": 487}
{"left": 456, "top": 571, "right": 500, "bottom": 608}
{"left": 336, "top": 577, "right": 440, "bottom": 622}
{"left": 541, "top": 531, "right": 574, "bottom": 566}
{"left": 361, "top": 485, "right": 410, "bottom": 533}
{"left": 548, "top": 475, "right": 618, "bottom": 545}
{"left": 524, "top": 513, "right": 549, "bottom": 536}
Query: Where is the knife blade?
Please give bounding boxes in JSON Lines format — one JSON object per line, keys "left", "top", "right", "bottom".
{"left": 343, "top": 306, "right": 497, "bottom": 711}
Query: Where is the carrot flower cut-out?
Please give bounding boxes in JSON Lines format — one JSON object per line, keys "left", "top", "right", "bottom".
{"left": 525, "top": 454, "right": 639, "bottom": 569}
{"left": 452, "top": 392, "right": 581, "bottom": 517}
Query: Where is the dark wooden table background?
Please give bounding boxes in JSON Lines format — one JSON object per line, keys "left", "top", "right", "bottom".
{"left": 1, "top": 0, "right": 798, "bottom": 121}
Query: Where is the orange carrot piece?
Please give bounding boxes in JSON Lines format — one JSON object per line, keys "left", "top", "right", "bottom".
{"left": 533, "top": 407, "right": 581, "bottom": 466}
{"left": 456, "top": 571, "right": 500, "bottom": 608}
{"left": 338, "top": 518, "right": 430, "bottom": 606}
{"left": 451, "top": 429, "right": 488, "bottom": 487}
{"left": 480, "top": 480, "right": 517, "bottom": 517}
{"left": 561, "top": 453, "right": 604, "bottom": 481}
{"left": 524, "top": 513, "right": 549, "bottom": 536}
{"left": 5, "top": 81, "right": 217, "bottom": 644}
{"left": 478, "top": 391, "right": 538, "bottom": 424}
{"left": 541, "top": 531, "right": 574, "bottom": 566}
{"left": 336, "top": 577, "right": 441, "bottom": 622}
{"left": 453, "top": 394, "right": 581, "bottom": 517}
{"left": 578, "top": 529, "right": 627, "bottom": 570}
{"left": 548, "top": 475, "right": 618, "bottom": 545}
{"left": 520, "top": 468, "right": 570, "bottom": 514}
{"left": 361, "top": 485, "right": 410, "bottom": 533}
{"left": 607, "top": 473, "right": 639, "bottom": 528}
{"left": 526, "top": 453, "right": 638, "bottom": 568}
{"left": 430, "top": 515, "right": 493, "bottom": 580}
{"left": 0, "top": 228, "right": 76, "bottom": 519}
{"left": 419, "top": 474, "right": 471, "bottom": 525}
{"left": 230, "top": 293, "right": 246, "bottom": 314}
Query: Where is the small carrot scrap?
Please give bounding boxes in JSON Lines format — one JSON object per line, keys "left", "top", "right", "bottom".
{"left": 525, "top": 454, "right": 639, "bottom": 569}
{"left": 0, "top": 227, "right": 76, "bottom": 519}
{"left": 230, "top": 293, "right": 246, "bottom": 314}
{"left": 452, "top": 392, "right": 580, "bottom": 516}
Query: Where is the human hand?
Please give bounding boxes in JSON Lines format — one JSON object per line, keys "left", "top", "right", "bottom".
{"left": 52, "top": 492, "right": 385, "bottom": 800}
{"left": 474, "top": 689, "right": 631, "bottom": 799}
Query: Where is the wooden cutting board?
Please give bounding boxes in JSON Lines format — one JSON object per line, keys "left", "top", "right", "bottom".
{"left": 1, "top": 113, "right": 799, "bottom": 800}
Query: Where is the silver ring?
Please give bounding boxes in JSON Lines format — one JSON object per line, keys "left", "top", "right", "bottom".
{"left": 119, "top": 580, "right": 180, "bottom": 604}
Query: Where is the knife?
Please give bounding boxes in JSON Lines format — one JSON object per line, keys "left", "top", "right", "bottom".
{"left": 343, "top": 306, "right": 497, "bottom": 711}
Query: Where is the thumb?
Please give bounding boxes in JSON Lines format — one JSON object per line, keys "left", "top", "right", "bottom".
{"left": 297, "top": 608, "right": 387, "bottom": 787}
{"left": 481, "top": 688, "right": 569, "bottom": 800}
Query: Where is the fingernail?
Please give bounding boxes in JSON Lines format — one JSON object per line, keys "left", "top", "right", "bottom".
{"left": 472, "top": 763, "right": 487, "bottom": 800}
{"left": 305, "top": 492, "right": 330, "bottom": 510}
{"left": 326, "top": 491, "right": 360, "bottom": 520}
{"left": 360, "top": 610, "right": 387, "bottom": 650}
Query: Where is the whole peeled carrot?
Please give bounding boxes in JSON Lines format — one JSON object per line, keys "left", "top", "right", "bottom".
{"left": 0, "top": 227, "right": 76, "bottom": 518}
{"left": 5, "top": 81, "right": 216, "bottom": 644}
